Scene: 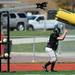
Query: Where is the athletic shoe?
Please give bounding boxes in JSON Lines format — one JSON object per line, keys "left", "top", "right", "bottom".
{"left": 51, "top": 70, "right": 57, "bottom": 72}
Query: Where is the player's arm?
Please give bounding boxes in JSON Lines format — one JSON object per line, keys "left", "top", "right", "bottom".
{"left": 57, "top": 29, "right": 68, "bottom": 40}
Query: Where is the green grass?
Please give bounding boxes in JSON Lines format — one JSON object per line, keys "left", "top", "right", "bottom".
{"left": 10, "top": 30, "right": 75, "bottom": 37}
{"left": 12, "top": 43, "right": 46, "bottom": 52}
{"left": 59, "top": 41, "right": 75, "bottom": 52}
{"left": 10, "top": 29, "right": 75, "bottom": 53}
{"left": 10, "top": 30, "right": 52, "bottom": 37}
{"left": 0, "top": 71, "right": 75, "bottom": 75}
{"left": 11, "top": 41, "right": 75, "bottom": 52}
{"left": 68, "top": 29, "right": 75, "bottom": 35}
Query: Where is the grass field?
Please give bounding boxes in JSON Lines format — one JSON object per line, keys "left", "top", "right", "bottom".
{"left": 12, "top": 41, "right": 75, "bottom": 52}
{"left": 12, "top": 43, "right": 46, "bottom": 52}
{"left": 10, "top": 30, "right": 75, "bottom": 37}
{"left": 1, "top": 29, "right": 75, "bottom": 75}
{"left": 10, "top": 30, "right": 52, "bottom": 37}
{"left": 10, "top": 29, "right": 75, "bottom": 53}
{"left": 10, "top": 30, "right": 75, "bottom": 52}
{"left": 0, "top": 71, "right": 75, "bottom": 75}
{"left": 8, "top": 29, "right": 75, "bottom": 75}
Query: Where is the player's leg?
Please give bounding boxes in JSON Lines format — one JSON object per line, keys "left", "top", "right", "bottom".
{"left": 42, "top": 47, "right": 52, "bottom": 71}
{"left": 51, "top": 61, "right": 56, "bottom": 72}
{"left": 42, "top": 61, "right": 51, "bottom": 72}
{"left": 50, "top": 50, "right": 57, "bottom": 72}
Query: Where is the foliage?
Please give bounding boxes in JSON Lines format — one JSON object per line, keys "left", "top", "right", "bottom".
{"left": 55, "top": 0, "right": 75, "bottom": 10}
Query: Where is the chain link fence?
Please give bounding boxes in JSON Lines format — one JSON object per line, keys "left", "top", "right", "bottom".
{"left": 6, "top": 35, "right": 75, "bottom": 63}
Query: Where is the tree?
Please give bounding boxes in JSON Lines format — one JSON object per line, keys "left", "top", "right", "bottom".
{"left": 55, "top": 0, "right": 75, "bottom": 11}
{"left": 36, "top": 2, "right": 48, "bottom": 10}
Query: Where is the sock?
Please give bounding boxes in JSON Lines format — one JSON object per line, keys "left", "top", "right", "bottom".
{"left": 45, "top": 61, "right": 51, "bottom": 68}
{"left": 51, "top": 62, "right": 56, "bottom": 71}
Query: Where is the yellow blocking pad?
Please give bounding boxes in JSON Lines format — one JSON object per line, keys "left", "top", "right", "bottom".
{"left": 56, "top": 8, "right": 75, "bottom": 25}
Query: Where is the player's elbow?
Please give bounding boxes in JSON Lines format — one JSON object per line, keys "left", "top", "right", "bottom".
{"left": 57, "top": 36, "right": 65, "bottom": 40}
{"left": 60, "top": 37, "right": 65, "bottom": 40}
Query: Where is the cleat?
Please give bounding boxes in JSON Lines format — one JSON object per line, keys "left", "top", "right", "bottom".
{"left": 51, "top": 70, "right": 57, "bottom": 72}
{"left": 42, "top": 65, "right": 48, "bottom": 72}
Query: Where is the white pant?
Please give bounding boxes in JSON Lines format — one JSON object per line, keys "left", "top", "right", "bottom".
{"left": 45, "top": 47, "right": 57, "bottom": 62}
